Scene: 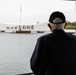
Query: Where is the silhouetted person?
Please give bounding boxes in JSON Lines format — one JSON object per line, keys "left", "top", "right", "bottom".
{"left": 30, "top": 11, "right": 76, "bottom": 75}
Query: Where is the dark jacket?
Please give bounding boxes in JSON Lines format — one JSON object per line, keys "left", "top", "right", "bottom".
{"left": 30, "top": 29, "right": 76, "bottom": 75}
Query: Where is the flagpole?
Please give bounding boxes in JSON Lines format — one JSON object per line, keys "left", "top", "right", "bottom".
{"left": 19, "top": 5, "right": 22, "bottom": 31}
{"left": 20, "top": 5, "right": 22, "bottom": 25}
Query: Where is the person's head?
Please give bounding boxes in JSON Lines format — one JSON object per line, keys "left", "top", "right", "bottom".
{"left": 48, "top": 11, "right": 67, "bottom": 31}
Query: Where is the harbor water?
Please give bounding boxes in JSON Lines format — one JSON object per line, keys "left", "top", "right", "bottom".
{"left": 0, "top": 33, "right": 46, "bottom": 75}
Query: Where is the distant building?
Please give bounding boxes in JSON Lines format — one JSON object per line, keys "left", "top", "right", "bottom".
{"left": 0, "top": 23, "right": 6, "bottom": 32}
{"left": 0, "top": 23, "right": 75, "bottom": 34}
{"left": 5, "top": 23, "right": 50, "bottom": 33}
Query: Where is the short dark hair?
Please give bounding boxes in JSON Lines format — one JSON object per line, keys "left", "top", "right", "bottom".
{"left": 49, "top": 11, "right": 66, "bottom": 24}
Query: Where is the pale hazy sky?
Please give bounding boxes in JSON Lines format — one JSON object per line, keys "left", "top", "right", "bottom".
{"left": 0, "top": 0, "right": 75, "bottom": 25}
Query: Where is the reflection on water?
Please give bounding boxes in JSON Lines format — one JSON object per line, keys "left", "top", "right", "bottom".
{"left": 0, "top": 33, "right": 45, "bottom": 75}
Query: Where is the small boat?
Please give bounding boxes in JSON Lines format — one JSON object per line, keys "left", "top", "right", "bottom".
{"left": 37, "top": 31, "right": 44, "bottom": 33}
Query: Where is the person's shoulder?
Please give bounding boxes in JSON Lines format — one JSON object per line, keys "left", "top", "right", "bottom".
{"left": 67, "top": 33, "right": 76, "bottom": 42}
{"left": 68, "top": 33, "right": 76, "bottom": 39}
{"left": 38, "top": 33, "right": 52, "bottom": 40}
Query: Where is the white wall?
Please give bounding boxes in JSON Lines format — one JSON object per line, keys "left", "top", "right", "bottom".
{"left": 34, "top": 23, "right": 50, "bottom": 31}
{"left": 0, "top": 23, "right": 6, "bottom": 31}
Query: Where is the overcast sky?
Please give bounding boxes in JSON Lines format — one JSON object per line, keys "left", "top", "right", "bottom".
{"left": 0, "top": 0, "right": 75, "bottom": 25}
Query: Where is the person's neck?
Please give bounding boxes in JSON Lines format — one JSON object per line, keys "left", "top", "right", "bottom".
{"left": 54, "top": 26, "right": 64, "bottom": 29}
{"left": 53, "top": 28, "right": 64, "bottom": 31}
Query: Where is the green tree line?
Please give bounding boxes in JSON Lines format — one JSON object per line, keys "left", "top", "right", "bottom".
{"left": 66, "top": 22, "right": 76, "bottom": 29}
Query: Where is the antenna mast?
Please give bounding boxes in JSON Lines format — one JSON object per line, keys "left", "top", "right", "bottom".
{"left": 20, "top": 5, "right": 22, "bottom": 25}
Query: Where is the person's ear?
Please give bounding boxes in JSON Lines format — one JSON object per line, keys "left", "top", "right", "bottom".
{"left": 64, "top": 22, "right": 67, "bottom": 28}
{"left": 47, "top": 23, "right": 52, "bottom": 30}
